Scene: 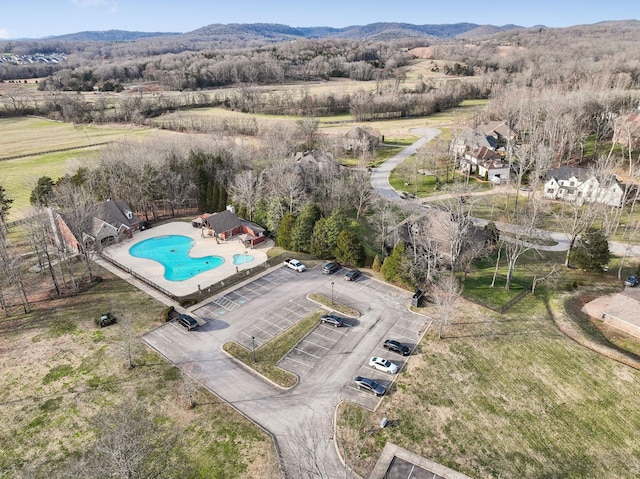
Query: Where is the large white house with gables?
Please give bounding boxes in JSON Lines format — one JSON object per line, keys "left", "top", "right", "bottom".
{"left": 543, "top": 167, "right": 625, "bottom": 207}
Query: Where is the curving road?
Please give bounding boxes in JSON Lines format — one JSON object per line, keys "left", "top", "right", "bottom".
{"left": 370, "top": 128, "right": 441, "bottom": 199}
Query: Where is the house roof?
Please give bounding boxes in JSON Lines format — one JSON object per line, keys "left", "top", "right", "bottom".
{"left": 344, "top": 126, "right": 382, "bottom": 140}
{"left": 545, "top": 167, "right": 593, "bottom": 182}
{"left": 478, "top": 158, "right": 507, "bottom": 170}
{"left": 58, "top": 199, "right": 137, "bottom": 239}
{"left": 470, "top": 146, "right": 502, "bottom": 161}
{"left": 479, "top": 120, "right": 514, "bottom": 139}
{"left": 204, "top": 210, "right": 241, "bottom": 233}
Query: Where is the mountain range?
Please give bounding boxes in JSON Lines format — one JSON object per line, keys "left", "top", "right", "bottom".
{"left": 42, "top": 21, "right": 528, "bottom": 43}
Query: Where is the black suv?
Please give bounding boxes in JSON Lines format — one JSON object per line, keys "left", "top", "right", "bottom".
{"left": 322, "top": 262, "right": 341, "bottom": 275}
{"left": 383, "top": 339, "right": 411, "bottom": 356}
{"left": 177, "top": 314, "right": 199, "bottom": 331}
{"left": 96, "top": 313, "right": 117, "bottom": 328}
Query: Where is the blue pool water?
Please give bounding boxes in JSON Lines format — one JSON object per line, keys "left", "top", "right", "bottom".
{"left": 129, "top": 235, "right": 223, "bottom": 281}
{"left": 233, "top": 254, "right": 254, "bottom": 265}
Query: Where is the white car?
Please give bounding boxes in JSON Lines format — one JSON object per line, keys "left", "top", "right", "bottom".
{"left": 368, "top": 356, "right": 399, "bottom": 374}
{"left": 284, "top": 258, "right": 306, "bottom": 272}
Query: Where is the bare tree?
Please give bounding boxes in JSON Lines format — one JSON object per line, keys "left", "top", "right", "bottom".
{"left": 228, "top": 170, "right": 262, "bottom": 221}
{"left": 296, "top": 116, "right": 321, "bottom": 151}
{"left": 177, "top": 368, "right": 199, "bottom": 410}
{"left": 431, "top": 273, "right": 463, "bottom": 339}
{"left": 502, "top": 200, "right": 547, "bottom": 290}
{"left": 86, "top": 400, "right": 179, "bottom": 479}
{"left": 369, "top": 196, "right": 398, "bottom": 257}
{"left": 117, "top": 312, "right": 139, "bottom": 370}
{"left": 347, "top": 169, "right": 373, "bottom": 220}
{"left": 22, "top": 206, "right": 63, "bottom": 297}
{"left": 0, "top": 232, "right": 31, "bottom": 314}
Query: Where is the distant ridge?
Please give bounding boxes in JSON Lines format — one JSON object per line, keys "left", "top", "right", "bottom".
{"left": 39, "top": 22, "right": 527, "bottom": 43}
{"left": 45, "top": 29, "right": 181, "bottom": 41}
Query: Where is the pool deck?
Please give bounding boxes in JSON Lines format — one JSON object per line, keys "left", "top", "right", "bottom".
{"left": 101, "top": 221, "right": 271, "bottom": 297}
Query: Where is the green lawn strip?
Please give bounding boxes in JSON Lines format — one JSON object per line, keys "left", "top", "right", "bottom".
{"left": 223, "top": 310, "right": 324, "bottom": 388}
{"left": 307, "top": 292, "right": 360, "bottom": 317}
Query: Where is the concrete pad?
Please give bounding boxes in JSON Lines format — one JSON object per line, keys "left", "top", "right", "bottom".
{"left": 101, "top": 221, "right": 270, "bottom": 297}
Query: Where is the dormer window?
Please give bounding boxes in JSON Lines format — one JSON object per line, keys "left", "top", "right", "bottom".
{"left": 125, "top": 211, "right": 133, "bottom": 220}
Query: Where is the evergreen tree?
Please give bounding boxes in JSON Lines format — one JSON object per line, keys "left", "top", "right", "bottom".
{"left": 335, "top": 229, "right": 365, "bottom": 266}
{"left": 30, "top": 176, "right": 55, "bottom": 206}
{"left": 0, "top": 184, "right": 14, "bottom": 228}
{"left": 218, "top": 185, "right": 228, "bottom": 212}
{"left": 277, "top": 212, "right": 296, "bottom": 250}
{"left": 571, "top": 228, "right": 610, "bottom": 271}
{"left": 381, "top": 241, "right": 406, "bottom": 282}
{"left": 324, "top": 209, "right": 348, "bottom": 250}
{"left": 291, "top": 203, "right": 321, "bottom": 253}
{"left": 310, "top": 218, "right": 333, "bottom": 258}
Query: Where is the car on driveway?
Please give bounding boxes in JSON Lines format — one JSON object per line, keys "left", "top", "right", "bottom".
{"left": 177, "top": 314, "right": 199, "bottom": 331}
{"left": 383, "top": 339, "right": 411, "bottom": 356}
{"left": 320, "top": 314, "right": 345, "bottom": 327}
{"left": 354, "top": 376, "right": 386, "bottom": 396}
{"left": 322, "top": 262, "right": 341, "bottom": 274}
{"left": 625, "top": 275, "right": 639, "bottom": 287}
{"left": 368, "top": 356, "right": 399, "bottom": 374}
{"left": 344, "top": 269, "right": 362, "bottom": 281}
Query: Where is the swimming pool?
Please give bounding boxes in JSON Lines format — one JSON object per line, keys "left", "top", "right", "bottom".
{"left": 129, "top": 235, "right": 223, "bottom": 281}
{"left": 233, "top": 254, "right": 254, "bottom": 265}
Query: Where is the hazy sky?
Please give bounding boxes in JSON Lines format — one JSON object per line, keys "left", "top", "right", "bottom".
{"left": 1, "top": 0, "right": 638, "bottom": 39}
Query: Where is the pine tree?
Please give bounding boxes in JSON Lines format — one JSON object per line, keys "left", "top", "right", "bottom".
{"left": 291, "top": 203, "right": 321, "bottom": 253}
{"left": 335, "top": 229, "right": 365, "bottom": 266}
{"left": 571, "top": 228, "right": 610, "bottom": 271}
{"left": 381, "top": 241, "right": 406, "bottom": 282}
{"left": 277, "top": 213, "right": 296, "bottom": 250}
{"left": 310, "top": 218, "right": 333, "bottom": 259}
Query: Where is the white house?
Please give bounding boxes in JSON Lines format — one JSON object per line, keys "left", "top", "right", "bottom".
{"left": 544, "top": 167, "right": 625, "bottom": 207}
{"left": 462, "top": 146, "right": 509, "bottom": 183}
{"left": 477, "top": 158, "right": 510, "bottom": 184}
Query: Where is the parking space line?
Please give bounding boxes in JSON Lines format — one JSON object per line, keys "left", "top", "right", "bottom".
{"left": 240, "top": 331, "right": 266, "bottom": 345}
{"left": 262, "top": 317, "right": 288, "bottom": 331}
{"left": 309, "top": 329, "right": 343, "bottom": 341}
{"left": 281, "top": 357, "right": 314, "bottom": 369}
{"left": 292, "top": 347, "right": 322, "bottom": 360}
{"left": 299, "top": 338, "right": 331, "bottom": 350}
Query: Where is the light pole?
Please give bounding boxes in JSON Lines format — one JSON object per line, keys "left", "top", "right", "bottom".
{"left": 252, "top": 336, "right": 256, "bottom": 363}
{"left": 331, "top": 281, "right": 334, "bottom": 305}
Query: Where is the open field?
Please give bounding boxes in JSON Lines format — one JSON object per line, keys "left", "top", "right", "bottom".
{"left": 0, "top": 263, "right": 280, "bottom": 478}
{"left": 0, "top": 117, "right": 152, "bottom": 159}
{"left": 339, "top": 291, "right": 640, "bottom": 478}
{"left": 0, "top": 117, "right": 168, "bottom": 221}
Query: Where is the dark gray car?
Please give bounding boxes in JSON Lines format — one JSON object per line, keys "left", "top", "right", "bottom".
{"left": 177, "top": 314, "right": 199, "bottom": 331}
{"left": 354, "top": 376, "right": 386, "bottom": 396}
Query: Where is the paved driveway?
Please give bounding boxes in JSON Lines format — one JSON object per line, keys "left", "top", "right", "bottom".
{"left": 142, "top": 266, "right": 429, "bottom": 478}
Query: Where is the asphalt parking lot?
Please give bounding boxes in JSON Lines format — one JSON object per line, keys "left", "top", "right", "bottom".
{"left": 146, "top": 264, "right": 430, "bottom": 412}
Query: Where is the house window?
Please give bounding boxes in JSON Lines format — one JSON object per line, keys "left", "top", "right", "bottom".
{"left": 570, "top": 181, "right": 575, "bottom": 187}
{"left": 547, "top": 188, "right": 554, "bottom": 194}
{"left": 125, "top": 211, "right": 133, "bottom": 219}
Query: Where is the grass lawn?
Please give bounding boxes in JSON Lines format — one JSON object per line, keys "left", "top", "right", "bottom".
{"left": 338, "top": 289, "right": 640, "bottom": 478}
{"left": 0, "top": 263, "right": 280, "bottom": 478}
{"left": 0, "top": 117, "right": 158, "bottom": 222}
{"left": 223, "top": 311, "right": 323, "bottom": 388}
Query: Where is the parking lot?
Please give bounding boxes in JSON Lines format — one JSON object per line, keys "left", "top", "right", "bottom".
{"left": 146, "top": 264, "right": 430, "bottom": 412}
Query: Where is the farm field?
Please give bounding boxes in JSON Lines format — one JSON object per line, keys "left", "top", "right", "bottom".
{"left": 0, "top": 117, "right": 164, "bottom": 221}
